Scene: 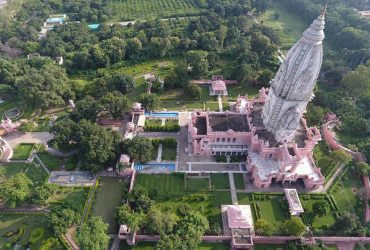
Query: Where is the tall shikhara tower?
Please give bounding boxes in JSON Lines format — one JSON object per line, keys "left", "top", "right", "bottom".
{"left": 262, "top": 5, "right": 327, "bottom": 143}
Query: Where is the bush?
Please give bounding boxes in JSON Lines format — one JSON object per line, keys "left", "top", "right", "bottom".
{"left": 29, "top": 227, "right": 45, "bottom": 244}
{"left": 144, "top": 123, "right": 180, "bottom": 132}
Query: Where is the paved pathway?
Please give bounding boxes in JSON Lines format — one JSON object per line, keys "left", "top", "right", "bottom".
{"left": 110, "top": 236, "right": 120, "bottom": 250}
{"left": 218, "top": 95, "right": 223, "bottom": 112}
{"left": 65, "top": 227, "right": 79, "bottom": 250}
{"left": 228, "top": 172, "right": 238, "bottom": 205}
{"left": 4, "top": 132, "right": 53, "bottom": 148}
{"left": 156, "top": 144, "right": 163, "bottom": 162}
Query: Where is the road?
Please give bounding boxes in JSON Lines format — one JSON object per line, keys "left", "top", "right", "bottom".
{"left": 4, "top": 132, "right": 53, "bottom": 148}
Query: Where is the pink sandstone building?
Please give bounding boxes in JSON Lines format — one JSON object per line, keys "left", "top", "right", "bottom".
{"left": 188, "top": 8, "right": 328, "bottom": 189}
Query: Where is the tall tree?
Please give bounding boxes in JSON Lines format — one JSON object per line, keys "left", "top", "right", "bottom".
{"left": 186, "top": 50, "right": 209, "bottom": 79}
{"left": 139, "top": 93, "right": 160, "bottom": 111}
{"left": 0, "top": 173, "right": 32, "bottom": 208}
{"left": 121, "top": 136, "right": 154, "bottom": 163}
{"left": 281, "top": 217, "right": 306, "bottom": 236}
{"left": 77, "top": 216, "right": 110, "bottom": 250}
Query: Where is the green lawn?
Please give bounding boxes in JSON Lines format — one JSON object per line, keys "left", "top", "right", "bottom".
{"left": 197, "top": 242, "right": 230, "bottom": 250}
{"left": 228, "top": 85, "right": 260, "bottom": 99}
{"left": 1, "top": 163, "right": 48, "bottom": 185}
{"left": 11, "top": 143, "right": 34, "bottom": 160}
{"left": 254, "top": 195, "right": 289, "bottom": 230}
{"left": 120, "top": 241, "right": 155, "bottom": 250}
{"left": 92, "top": 177, "right": 128, "bottom": 233}
{"left": 186, "top": 178, "right": 210, "bottom": 192}
{"left": 259, "top": 1, "right": 307, "bottom": 50}
{"left": 161, "top": 145, "right": 177, "bottom": 161}
{"left": 237, "top": 193, "right": 253, "bottom": 205}
{"left": 48, "top": 186, "right": 89, "bottom": 214}
{"left": 0, "top": 214, "right": 64, "bottom": 250}
{"left": 145, "top": 119, "right": 162, "bottom": 126}
{"left": 233, "top": 173, "right": 245, "bottom": 190}
{"left": 136, "top": 173, "right": 184, "bottom": 195}
{"left": 300, "top": 196, "right": 336, "bottom": 230}
{"left": 37, "top": 152, "right": 63, "bottom": 171}
{"left": 211, "top": 173, "right": 230, "bottom": 189}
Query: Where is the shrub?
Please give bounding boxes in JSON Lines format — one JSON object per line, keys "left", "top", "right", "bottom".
{"left": 29, "top": 227, "right": 45, "bottom": 244}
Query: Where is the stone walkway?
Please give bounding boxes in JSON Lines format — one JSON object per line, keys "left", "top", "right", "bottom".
{"left": 4, "top": 132, "right": 53, "bottom": 148}
{"left": 156, "top": 144, "right": 163, "bottom": 162}
{"left": 323, "top": 164, "right": 345, "bottom": 191}
{"left": 218, "top": 95, "right": 223, "bottom": 112}
{"left": 228, "top": 173, "right": 238, "bottom": 205}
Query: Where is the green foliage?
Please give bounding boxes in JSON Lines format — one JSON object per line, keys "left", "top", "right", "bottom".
{"left": 312, "top": 201, "right": 328, "bottom": 217}
{"left": 122, "top": 136, "right": 154, "bottom": 163}
{"left": 184, "top": 83, "right": 201, "bottom": 99}
{"left": 186, "top": 50, "right": 209, "bottom": 79}
{"left": 128, "top": 185, "right": 154, "bottom": 213}
{"left": 77, "top": 216, "right": 110, "bottom": 250}
{"left": 281, "top": 217, "right": 306, "bottom": 236}
{"left": 144, "top": 123, "right": 180, "bottom": 132}
{"left": 147, "top": 207, "right": 178, "bottom": 235}
{"left": 255, "top": 218, "right": 274, "bottom": 236}
{"left": 49, "top": 206, "right": 81, "bottom": 236}
{"left": 331, "top": 211, "right": 366, "bottom": 236}
{"left": 0, "top": 173, "right": 33, "bottom": 208}
{"left": 139, "top": 93, "right": 160, "bottom": 111}
{"left": 31, "top": 184, "right": 57, "bottom": 206}
{"left": 115, "top": 204, "right": 145, "bottom": 232}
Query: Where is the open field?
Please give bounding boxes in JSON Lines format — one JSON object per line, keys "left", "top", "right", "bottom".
{"left": 37, "top": 152, "right": 63, "bottom": 171}
{"left": 259, "top": 1, "right": 306, "bottom": 50}
{"left": 233, "top": 173, "right": 245, "bottom": 190}
{"left": 108, "top": 0, "right": 203, "bottom": 21}
{"left": 11, "top": 143, "right": 34, "bottom": 160}
{"left": 210, "top": 173, "right": 229, "bottom": 189}
{"left": 48, "top": 186, "right": 89, "bottom": 213}
{"left": 161, "top": 144, "right": 177, "bottom": 161}
{"left": 92, "top": 177, "right": 127, "bottom": 233}
{"left": 0, "top": 214, "right": 64, "bottom": 250}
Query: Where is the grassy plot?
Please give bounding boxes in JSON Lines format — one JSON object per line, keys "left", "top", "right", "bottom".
{"left": 92, "top": 177, "right": 127, "bottom": 233}
{"left": 233, "top": 173, "right": 245, "bottom": 190}
{"left": 210, "top": 173, "right": 230, "bottom": 189}
{"left": 254, "top": 244, "right": 286, "bottom": 250}
{"left": 161, "top": 145, "right": 177, "bottom": 161}
{"left": 37, "top": 152, "right": 63, "bottom": 171}
{"left": 0, "top": 214, "right": 64, "bottom": 250}
{"left": 186, "top": 178, "right": 210, "bottom": 192}
{"left": 48, "top": 186, "right": 89, "bottom": 214}
{"left": 1, "top": 163, "right": 48, "bottom": 184}
{"left": 11, "top": 143, "right": 34, "bottom": 160}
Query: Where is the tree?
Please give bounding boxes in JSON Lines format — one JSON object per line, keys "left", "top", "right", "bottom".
{"left": 77, "top": 216, "right": 110, "bottom": 250}
{"left": 235, "top": 64, "right": 254, "bottom": 85}
{"left": 89, "top": 44, "right": 110, "bottom": 68}
{"left": 186, "top": 50, "right": 209, "bottom": 79}
{"left": 251, "top": 32, "right": 276, "bottom": 56}
{"left": 157, "top": 234, "right": 182, "bottom": 250}
{"left": 165, "top": 61, "right": 190, "bottom": 88}
{"left": 147, "top": 207, "right": 177, "bottom": 235}
{"left": 330, "top": 150, "right": 352, "bottom": 166}
{"left": 126, "top": 37, "right": 142, "bottom": 61}
{"left": 99, "top": 91, "right": 128, "bottom": 118}
{"left": 342, "top": 69, "right": 370, "bottom": 101}
{"left": 31, "top": 184, "right": 57, "bottom": 206}
{"left": 15, "top": 64, "right": 73, "bottom": 109}
{"left": 305, "top": 104, "right": 325, "bottom": 126}
{"left": 281, "top": 217, "right": 306, "bottom": 236}
{"left": 355, "top": 162, "right": 370, "bottom": 176}
{"left": 0, "top": 173, "right": 32, "bottom": 208}
{"left": 70, "top": 96, "right": 99, "bottom": 122}
{"left": 49, "top": 118, "right": 79, "bottom": 151}
{"left": 184, "top": 83, "right": 201, "bottom": 99}
{"left": 100, "top": 37, "right": 125, "bottom": 64}
{"left": 312, "top": 201, "right": 327, "bottom": 217}
{"left": 122, "top": 136, "right": 154, "bottom": 163}
{"left": 139, "top": 93, "right": 160, "bottom": 111}
{"left": 176, "top": 211, "right": 209, "bottom": 249}
{"left": 78, "top": 120, "right": 121, "bottom": 172}
{"left": 50, "top": 207, "right": 80, "bottom": 235}
{"left": 128, "top": 185, "right": 154, "bottom": 213}
{"left": 257, "top": 69, "right": 273, "bottom": 85}
{"left": 108, "top": 73, "right": 134, "bottom": 94}
{"left": 115, "top": 204, "right": 144, "bottom": 232}
{"left": 331, "top": 212, "right": 365, "bottom": 236}
{"left": 255, "top": 219, "right": 274, "bottom": 236}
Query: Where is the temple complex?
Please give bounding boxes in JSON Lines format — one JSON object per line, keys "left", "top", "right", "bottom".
{"left": 188, "top": 8, "right": 327, "bottom": 189}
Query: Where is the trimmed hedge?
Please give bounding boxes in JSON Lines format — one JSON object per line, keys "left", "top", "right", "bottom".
{"left": 144, "top": 123, "right": 180, "bottom": 132}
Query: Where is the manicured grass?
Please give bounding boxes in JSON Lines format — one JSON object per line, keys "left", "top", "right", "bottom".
{"left": 92, "top": 177, "right": 127, "bottom": 233}
{"left": 108, "top": 0, "right": 202, "bottom": 21}
{"left": 48, "top": 186, "right": 89, "bottom": 214}
{"left": 1, "top": 163, "right": 48, "bottom": 184}
{"left": 237, "top": 193, "right": 253, "bottom": 205}
{"left": 136, "top": 173, "right": 184, "bottom": 195}
{"left": 37, "top": 152, "right": 63, "bottom": 171}
{"left": 228, "top": 85, "right": 260, "bottom": 99}
{"left": 259, "top": 1, "right": 307, "bottom": 50}
{"left": 120, "top": 241, "right": 155, "bottom": 250}
{"left": 161, "top": 145, "right": 177, "bottom": 161}
{"left": 0, "top": 214, "right": 64, "bottom": 250}
{"left": 255, "top": 195, "right": 289, "bottom": 229}
{"left": 211, "top": 173, "right": 230, "bottom": 189}
{"left": 11, "top": 143, "right": 34, "bottom": 160}
{"left": 233, "top": 173, "right": 245, "bottom": 190}
{"left": 186, "top": 178, "right": 210, "bottom": 191}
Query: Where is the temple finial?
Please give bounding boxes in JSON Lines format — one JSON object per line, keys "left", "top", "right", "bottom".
{"left": 321, "top": 0, "right": 328, "bottom": 16}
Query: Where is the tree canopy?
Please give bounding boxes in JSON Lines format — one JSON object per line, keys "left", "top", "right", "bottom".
{"left": 77, "top": 216, "right": 110, "bottom": 250}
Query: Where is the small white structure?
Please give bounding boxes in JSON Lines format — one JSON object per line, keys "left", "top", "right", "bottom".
{"left": 144, "top": 73, "right": 156, "bottom": 83}
{"left": 210, "top": 76, "right": 228, "bottom": 96}
{"left": 27, "top": 53, "right": 41, "bottom": 60}
{"left": 55, "top": 56, "right": 64, "bottom": 65}
{"left": 69, "top": 99, "right": 76, "bottom": 109}
{"left": 284, "top": 188, "right": 304, "bottom": 216}
{"left": 137, "top": 115, "right": 146, "bottom": 128}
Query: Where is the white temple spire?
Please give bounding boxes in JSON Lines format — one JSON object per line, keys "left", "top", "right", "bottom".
{"left": 261, "top": 7, "right": 326, "bottom": 143}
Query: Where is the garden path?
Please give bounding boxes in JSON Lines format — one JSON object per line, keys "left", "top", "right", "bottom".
{"left": 4, "top": 131, "right": 53, "bottom": 148}
{"left": 80, "top": 179, "right": 98, "bottom": 224}
{"left": 228, "top": 172, "right": 238, "bottom": 205}
{"left": 218, "top": 95, "right": 223, "bottom": 112}
{"left": 156, "top": 144, "right": 163, "bottom": 162}
{"left": 323, "top": 164, "right": 345, "bottom": 191}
